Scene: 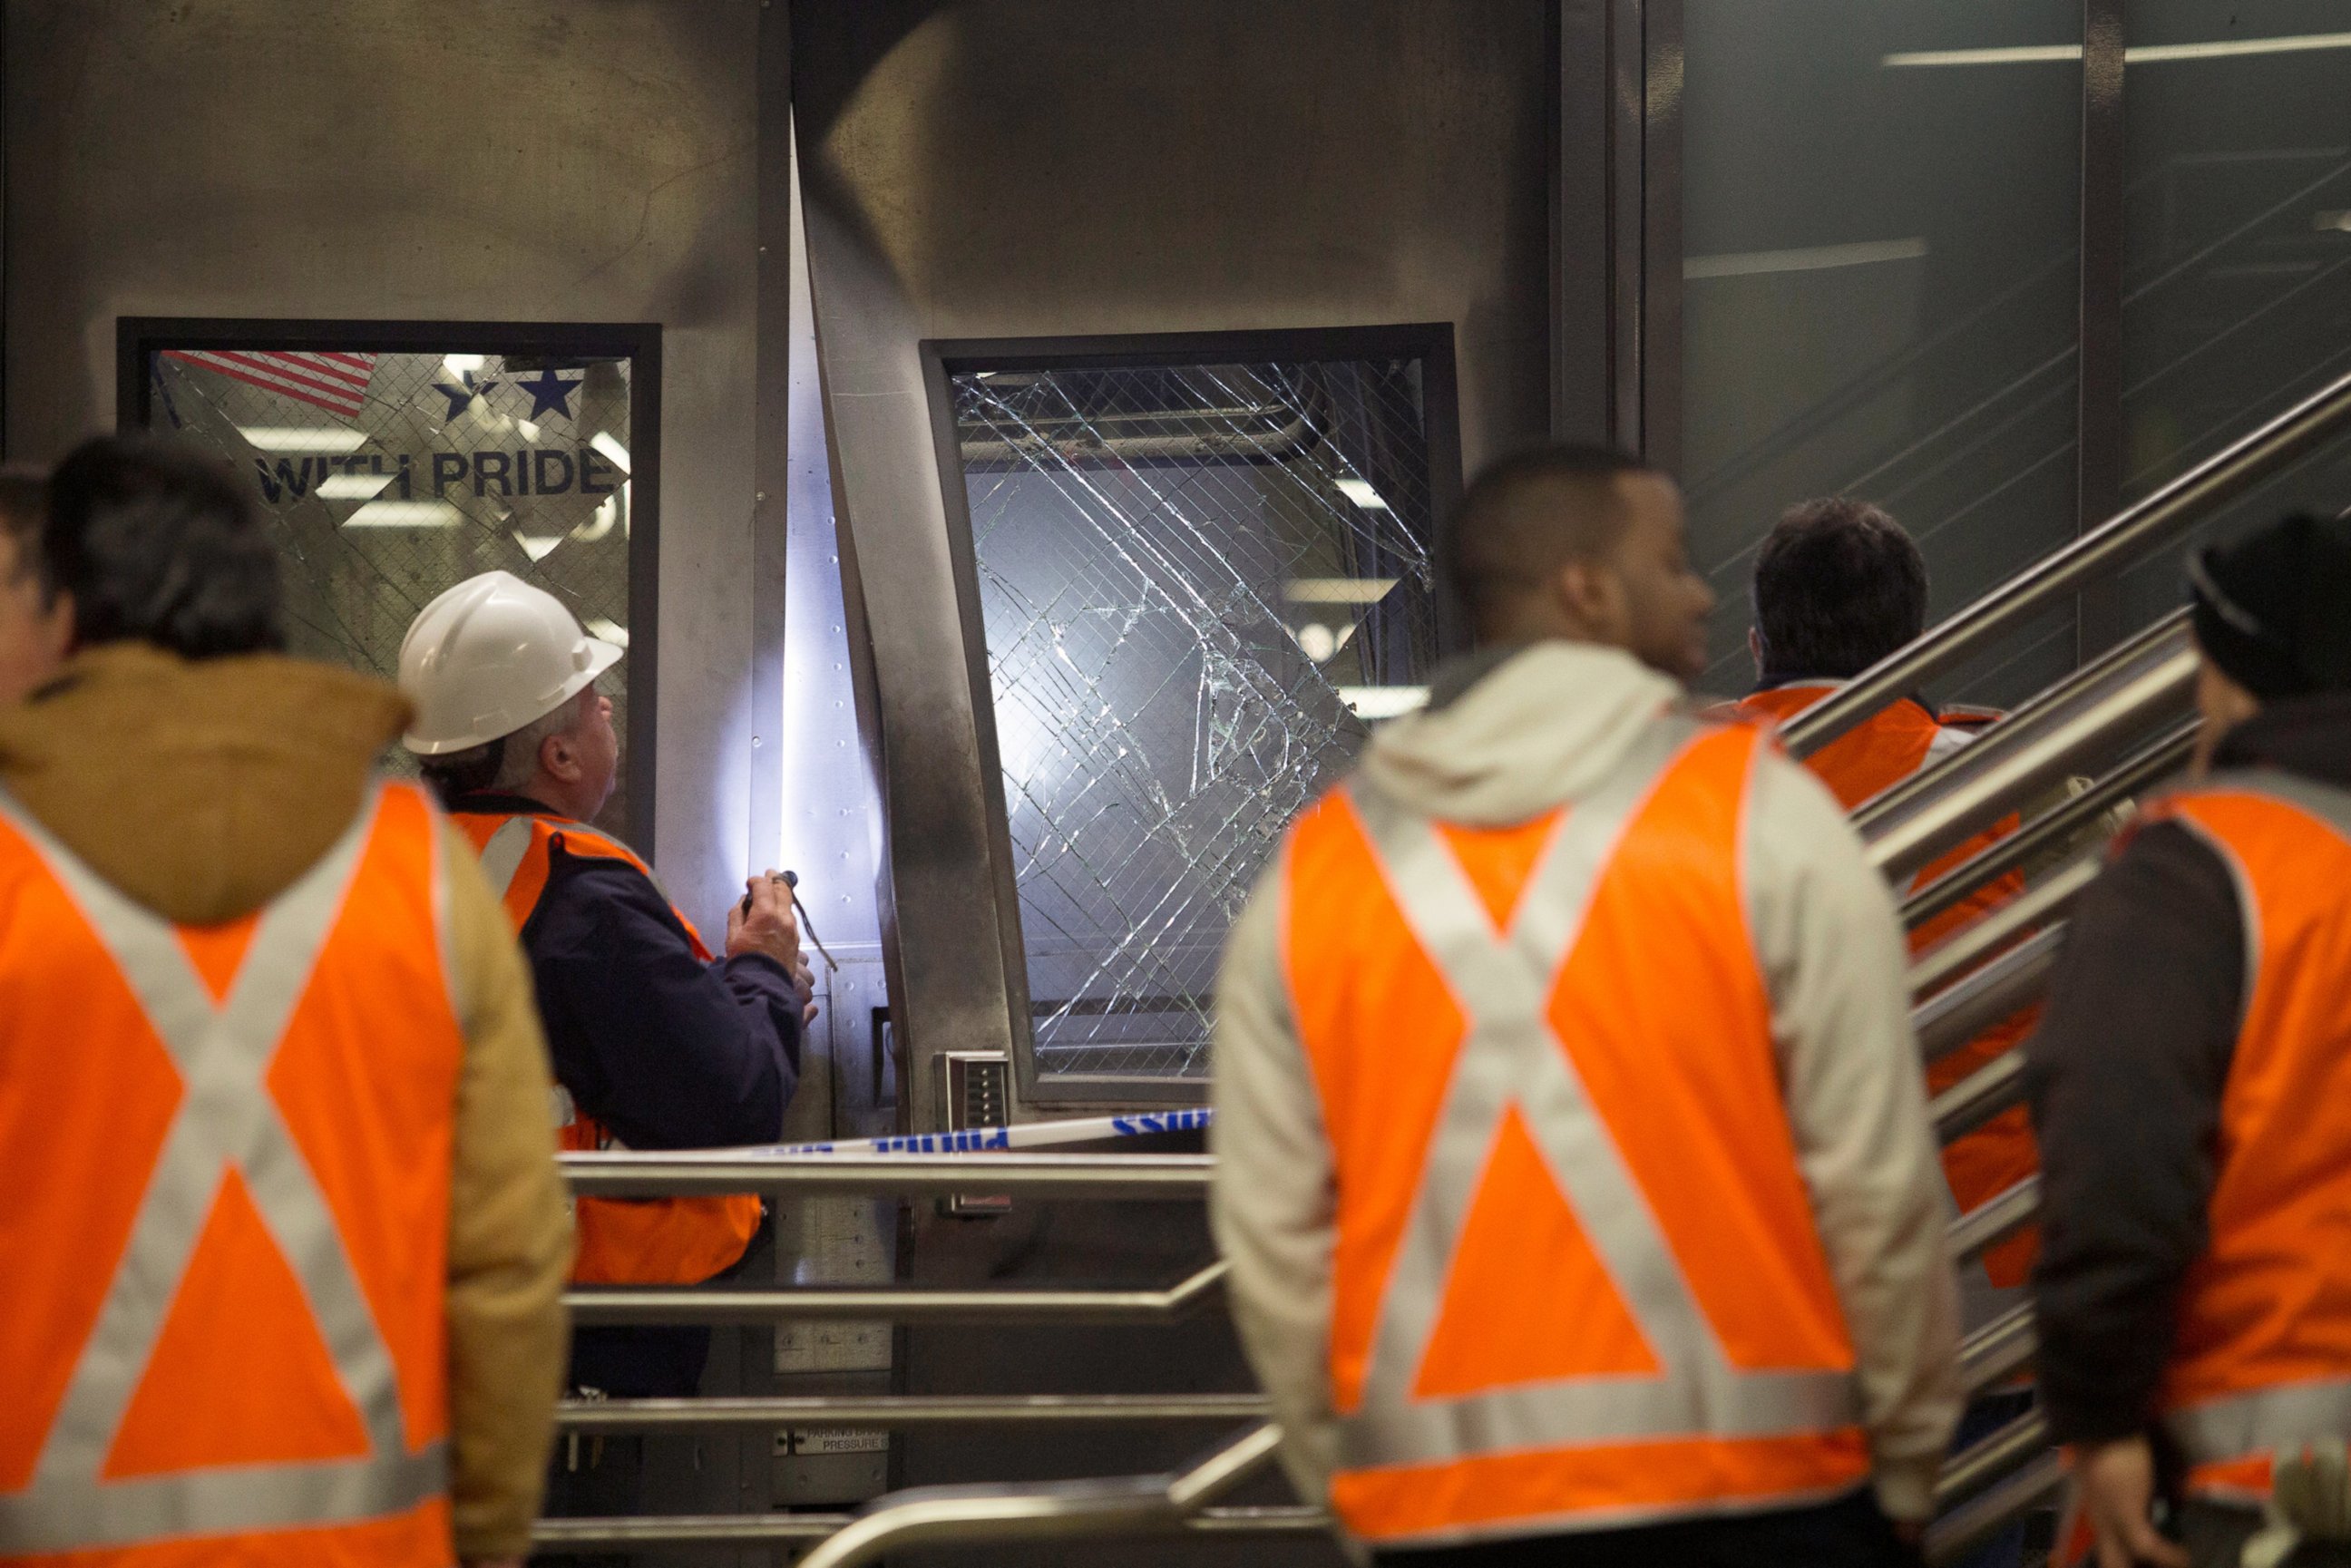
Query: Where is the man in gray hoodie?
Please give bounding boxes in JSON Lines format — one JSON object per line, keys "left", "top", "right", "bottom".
{"left": 1212, "top": 445, "right": 1960, "bottom": 1565}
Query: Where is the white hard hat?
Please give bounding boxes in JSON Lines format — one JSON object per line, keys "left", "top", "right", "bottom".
{"left": 398, "top": 570, "right": 623, "bottom": 755}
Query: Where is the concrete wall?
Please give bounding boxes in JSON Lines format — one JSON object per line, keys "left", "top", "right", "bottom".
{"left": 5, "top": 0, "right": 764, "bottom": 924}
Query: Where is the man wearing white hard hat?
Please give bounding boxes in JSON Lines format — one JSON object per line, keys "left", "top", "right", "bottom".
{"left": 399, "top": 570, "right": 810, "bottom": 1516}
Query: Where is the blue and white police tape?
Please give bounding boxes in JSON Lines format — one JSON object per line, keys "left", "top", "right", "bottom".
{"left": 759, "top": 1107, "right": 1212, "bottom": 1158}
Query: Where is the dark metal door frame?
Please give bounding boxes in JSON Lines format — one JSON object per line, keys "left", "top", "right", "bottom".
{"left": 1551, "top": 0, "right": 1682, "bottom": 467}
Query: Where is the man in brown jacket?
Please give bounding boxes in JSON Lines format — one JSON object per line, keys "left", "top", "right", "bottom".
{"left": 0, "top": 438, "right": 571, "bottom": 1567}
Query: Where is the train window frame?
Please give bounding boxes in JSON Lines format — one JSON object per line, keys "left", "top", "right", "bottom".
{"left": 922, "top": 323, "right": 1466, "bottom": 1108}
{"left": 116, "top": 317, "right": 663, "bottom": 854}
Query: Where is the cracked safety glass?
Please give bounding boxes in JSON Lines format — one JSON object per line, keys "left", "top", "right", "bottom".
{"left": 947, "top": 357, "right": 1444, "bottom": 1080}
{"left": 141, "top": 345, "right": 638, "bottom": 834}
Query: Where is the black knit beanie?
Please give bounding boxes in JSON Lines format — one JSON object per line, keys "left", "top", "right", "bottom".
{"left": 2189, "top": 511, "right": 2351, "bottom": 700}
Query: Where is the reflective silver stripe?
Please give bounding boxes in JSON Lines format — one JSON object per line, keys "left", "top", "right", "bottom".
{"left": 474, "top": 815, "right": 536, "bottom": 901}
{"left": 1336, "top": 717, "right": 1860, "bottom": 1470}
{"left": 0, "top": 784, "right": 446, "bottom": 1553}
{"left": 2170, "top": 1379, "right": 2351, "bottom": 1464}
{"left": 2, "top": 1447, "right": 448, "bottom": 1553}
{"left": 489, "top": 813, "right": 674, "bottom": 906}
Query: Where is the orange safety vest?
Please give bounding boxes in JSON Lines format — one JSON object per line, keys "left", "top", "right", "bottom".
{"left": 1282, "top": 716, "right": 1868, "bottom": 1546}
{"left": 0, "top": 783, "right": 459, "bottom": 1567}
{"left": 1734, "top": 686, "right": 2041, "bottom": 1289}
{"left": 2143, "top": 771, "right": 2351, "bottom": 1503}
{"left": 451, "top": 811, "right": 760, "bottom": 1289}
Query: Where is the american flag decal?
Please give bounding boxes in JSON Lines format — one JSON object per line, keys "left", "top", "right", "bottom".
{"left": 163, "top": 350, "right": 376, "bottom": 418}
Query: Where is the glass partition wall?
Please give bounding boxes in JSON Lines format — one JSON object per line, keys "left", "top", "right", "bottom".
{"left": 2113, "top": 2, "right": 2351, "bottom": 628}
{"left": 1679, "top": 0, "right": 2351, "bottom": 707}
{"left": 1681, "top": 0, "right": 2086, "bottom": 708}
{"left": 121, "top": 321, "right": 659, "bottom": 845}
{"left": 930, "top": 332, "right": 1459, "bottom": 1090}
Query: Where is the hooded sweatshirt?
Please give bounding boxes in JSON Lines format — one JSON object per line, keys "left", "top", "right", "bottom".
{"left": 1211, "top": 640, "right": 1963, "bottom": 1528}
{"left": 0, "top": 643, "right": 573, "bottom": 1561}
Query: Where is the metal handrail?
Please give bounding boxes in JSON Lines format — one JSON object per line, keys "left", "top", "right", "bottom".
{"left": 1962, "top": 1302, "right": 2037, "bottom": 1396}
{"left": 793, "top": 1422, "right": 1294, "bottom": 1568}
{"left": 1925, "top": 1450, "right": 2067, "bottom": 1566}
{"left": 1937, "top": 1408, "right": 2052, "bottom": 1511}
{"left": 1909, "top": 855, "right": 2100, "bottom": 1002}
{"left": 1948, "top": 1176, "right": 2036, "bottom": 1261}
{"left": 532, "top": 1505, "right": 1328, "bottom": 1553}
{"left": 1935, "top": 1054, "right": 2030, "bottom": 1147}
{"left": 1913, "top": 925, "right": 2065, "bottom": 1063}
{"left": 535, "top": 1514, "right": 849, "bottom": 1548}
{"left": 1863, "top": 619, "right": 2197, "bottom": 886}
{"left": 1900, "top": 716, "right": 2196, "bottom": 931}
{"left": 560, "top": 1149, "right": 1212, "bottom": 1199}
{"left": 555, "top": 1391, "right": 1272, "bottom": 1432}
{"left": 1859, "top": 609, "right": 2190, "bottom": 841}
{"left": 1782, "top": 360, "right": 2351, "bottom": 760}
{"left": 565, "top": 1259, "right": 1228, "bottom": 1325}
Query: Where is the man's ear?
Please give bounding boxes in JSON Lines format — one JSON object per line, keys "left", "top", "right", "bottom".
{"left": 541, "top": 728, "right": 581, "bottom": 784}
{"left": 1748, "top": 626, "right": 1766, "bottom": 677}
{"left": 1553, "top": 557, "right": 1620, "bottom": 630}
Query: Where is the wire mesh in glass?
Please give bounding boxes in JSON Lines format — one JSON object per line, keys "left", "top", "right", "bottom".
{"left": 949, "top": 358, "right": 1441, "bottom": 1080}
{"left": 145, "top": 346, "right": 638, "bottom": 834}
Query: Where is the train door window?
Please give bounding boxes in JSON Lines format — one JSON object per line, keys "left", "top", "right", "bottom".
{"left": 119, "top": 320, "right": 660, "bottom": 846}
{"left": 928, "top": 327, "right": 1462, "bottom": 1093}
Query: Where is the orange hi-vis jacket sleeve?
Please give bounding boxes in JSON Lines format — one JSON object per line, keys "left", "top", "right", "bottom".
{"left": 0, "top": 784, "right": 469, "bottom": 1568}
{"left": 2143, "top": 772, "right": 2351, "bottom": 1505}
{"left": 451, "top": 811, "right": 761, "bottom": 1289}
{"left": 1733, "top": 687, "right": 2041, "bottom": 1290}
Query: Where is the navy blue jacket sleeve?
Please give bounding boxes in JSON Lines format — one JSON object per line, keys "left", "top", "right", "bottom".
{"left": 522, "top": 846, "right": 802, "bottom": 1151}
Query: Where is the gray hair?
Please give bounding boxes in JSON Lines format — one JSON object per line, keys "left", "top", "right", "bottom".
{"left": 418, "top": 690, "right": 586, "bottom": 805}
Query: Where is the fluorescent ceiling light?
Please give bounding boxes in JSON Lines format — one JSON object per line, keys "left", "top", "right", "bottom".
{"left": 317, "top": 472, "right": 394, "bottom": 500}
{"left": 515, "top": 418, "right": 541, "bottom": 443}
{"left": 443, "top": 353, "right": 486, "bottom": 375}
{"left": 240, "top": 425, "right": 367, "bottom": 453}
{"left": 1883, "top": 44, "right": 2080, "bottom": 66}
{"left": 1287, "top": 577, "right": 1400, "bottom": 604}
{"left": 1338, "top": 686, "right": 1430, "bottom": 721}
{"left": 343, "top": 501, "right": 459, "bottom": 529}
{"left": 1335, "top": 477, "right": 1390, "bottom": 511}
{"left": 590, "top": 432, "right": 631, "bottom": 473}
{"left": 2133, "top": 31, "right": 2351, "bottom": 62}
{"left": 585, "top": 617, "right": 630, "bottom": 649}
{"left": 1686, "top": 238, "right": 1927, "bottom": 279}
{"left": 1885, "top": 31, "right": 2351, "bottom": 67}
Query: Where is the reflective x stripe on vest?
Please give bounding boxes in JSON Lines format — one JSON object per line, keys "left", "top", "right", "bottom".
{"left": 472, "top": 815, "right": 538, "bottom": 911}
{"left": 1320, "top": 719, "right": 1861, "bottom": 1537}
{"left": 0, "top": 786, "right": 446, "bottom": 1556}
{"left": 2155, "top": 769, "right": 2351, "bottom": 1498}
{"left": 469, "top": 814, "right": 706, "bottom": 957}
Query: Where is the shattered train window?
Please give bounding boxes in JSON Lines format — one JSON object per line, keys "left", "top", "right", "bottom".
{"left": 141, "top": 346, "right": 639, "bottom": 833}
{"left": 947, "top": 358, "right": 1445, "bottom": 1080}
